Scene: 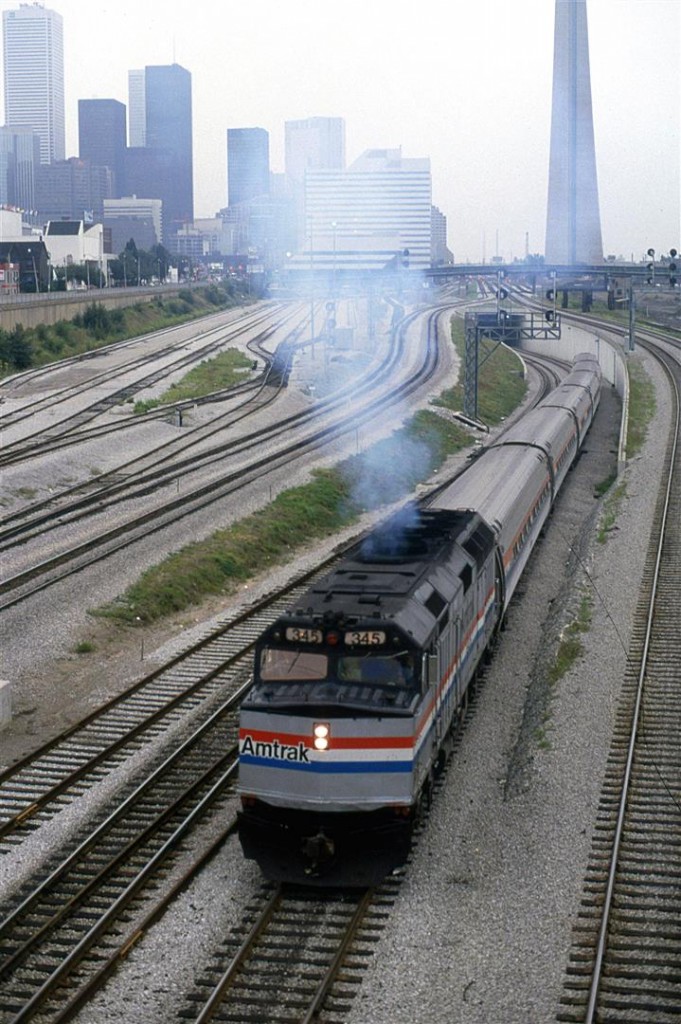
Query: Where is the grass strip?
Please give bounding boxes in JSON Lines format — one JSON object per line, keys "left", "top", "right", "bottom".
{"left": 94, "top": 411, "right": 472, "bottom": 624}
{"left": 433, "top": 317, "right": 527, "bottom": 424}
{"left": 626, "top": 357, "right": 656, "bottom": 457}
{"left": 132, "top": 348, "right": 254, "bottom": 413}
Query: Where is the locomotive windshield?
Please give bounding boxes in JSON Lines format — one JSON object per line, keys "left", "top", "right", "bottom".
{"left": 259, "top": 648, "right": 327, "bottom": 681}
{"left": 259, "top": 647, "right": 417, "bottom": 690}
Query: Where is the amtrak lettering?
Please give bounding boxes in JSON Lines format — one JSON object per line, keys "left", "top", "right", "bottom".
{"left": 241, "top": 735, "right": 311, "bottom": 763}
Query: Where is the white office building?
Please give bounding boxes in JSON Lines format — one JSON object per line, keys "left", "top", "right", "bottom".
{"left": 303, "top": 148, "right": 432, "bottom": 272}
{"left": 2, "top": 3, "right": 65, "bottom": 164}
{"left": 127, "top": 69, "right": 146, "bottom": 147}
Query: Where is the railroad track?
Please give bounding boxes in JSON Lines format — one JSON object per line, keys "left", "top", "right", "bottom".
{"left": 0, "top": 701, "right": 242, "bottom": 1024}
{"left": 178, "top": 882, "right": 397, "bottom": 1024}
{"left": 0, "top": 304, "right": 299, "bottom": 466}
{"left": 0, "top": 303, "right": 446, "bottom": 611}
{"left": 0, "top": 337, "right": 574, "bottom": 1022}
{"left": 0, "top": 558, "right": 344, "bottom": 847}
{"left": 0, "top": 319, "right": 305, "bottom": 547}
{"left": 558, "top": 340, "right": 681, "bottom": 1023}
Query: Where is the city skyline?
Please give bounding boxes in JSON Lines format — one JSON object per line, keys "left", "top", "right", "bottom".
{"left": 0, "top": 0, "right": 678, "bottom": 262}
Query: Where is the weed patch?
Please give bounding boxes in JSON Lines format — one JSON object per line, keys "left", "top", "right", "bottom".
{"left": 626, "top": 359, "right": 656, "bottom": 457}
{"left": 598, "top": 481, "right": 627, "bottom": 544}
{"left": 547, "top": 593, "right": 593, "bottom": 684}
{"left": 74, "top": 641, "right": 96, "bottom": 654}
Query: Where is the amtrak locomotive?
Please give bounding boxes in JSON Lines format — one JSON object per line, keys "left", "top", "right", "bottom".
{"left": 237, "top": 353, "right": 602, "bottom": 884}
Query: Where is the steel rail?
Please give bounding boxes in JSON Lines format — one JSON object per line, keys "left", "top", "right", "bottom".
{"left": 584, "top": 348, "right": 680, "bottom": 1023}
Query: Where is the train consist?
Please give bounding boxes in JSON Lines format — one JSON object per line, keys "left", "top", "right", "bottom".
{"left": 237, "top": 353, "right": 602, "bottom": 884}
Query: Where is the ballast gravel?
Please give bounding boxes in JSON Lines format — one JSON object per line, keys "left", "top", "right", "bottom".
{"left": 1, "top": 315, "right": 669, "bottom": 1023}
{"left": 73, "top": 347, "right": 666, "bottom": 1024}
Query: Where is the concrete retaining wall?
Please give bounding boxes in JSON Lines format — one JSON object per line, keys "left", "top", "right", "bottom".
{"left": 0, "top": 286, "right": 182, "bottom": 332}
{"left": 0, "top": 679, "right": 10, "bottom": 731}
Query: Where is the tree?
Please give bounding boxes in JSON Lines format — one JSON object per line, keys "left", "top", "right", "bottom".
{"left": 7, "top": 325, "right": 33, "bottom": 370}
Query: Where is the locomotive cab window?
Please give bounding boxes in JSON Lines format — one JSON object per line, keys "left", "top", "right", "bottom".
{"left": 338, "top": 652, "right": 416, "bottom": 689}
{"left": 259, "top": 648, "right": 328, "bottom": 681}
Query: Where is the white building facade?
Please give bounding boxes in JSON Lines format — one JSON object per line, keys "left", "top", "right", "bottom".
{"left": 2, "top": 3, "right": 65, "bottom": 164}
{"left": 303, "top": 148, "right": 432, "bottom": 271}
{"left": 127, "top": 69, "right": 146, "bottom": 148}
{"left": 44, "top": 220, "right": 107, "bottom": 267}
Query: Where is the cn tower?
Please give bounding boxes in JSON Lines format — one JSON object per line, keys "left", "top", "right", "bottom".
{"left": 545, "top": 0, "right": 603, "bottom": 265}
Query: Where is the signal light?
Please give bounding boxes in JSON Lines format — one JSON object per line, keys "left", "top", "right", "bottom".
{"left": 498, "top": 288, "right": 508, "bottom": 300}
{"left": 669, "top": 262, "right": 678, "bottom": 273}
{"left": 545, "top": 310, "right": 555, "bottom": 322}
{"left": 670, "top": 248, "right": 678, "bottom": 257}
{"left": 545, "top": 289, "right": 554, "bottom": 301}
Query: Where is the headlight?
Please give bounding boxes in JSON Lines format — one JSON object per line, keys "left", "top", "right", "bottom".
{"left": 313, "top": 722, "right": 330, "bottom": 751}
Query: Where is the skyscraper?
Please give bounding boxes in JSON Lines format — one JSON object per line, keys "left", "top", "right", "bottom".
{"left": 123, "top": 64, "right": 193, "bottom": 244}
{"left": 227, "top": 128, "right": 270, "bottom": 208}
{"left": 285, "top": 117, "right": 345, "bottom": 249}
{"left": 35, "top": 157, "right": 112, "bottom": 222}
{"left": 0, "top": 126, "right": 41, "bottom": 211}
{"left": 545, "top": 0, "right": 603, "bottom": 264}
{"left": 78, "top": 99, "right": 127, "bottom": 197}
{"left": 145, "top": 64, "right": 194, "bottom": 237}
{"left": 285, "top": 117, "right": 345, "bottom": 186}
{"left": 2, "top": 3, "right": 65, "bottom": 164}
{"left": 128, "top": 70, "right": 146, "bottom": 147}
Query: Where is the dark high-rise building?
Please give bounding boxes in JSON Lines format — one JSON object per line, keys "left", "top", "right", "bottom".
{"left": 227, "top": 127, "right": 270, "bottom": 207}
{"left": 35, "top": 158, "right": 113, "bottom": 222}
{"left": 78, "top": 99, "right": 127, "bottom": 197}
{"left": 124, "top": 145, "right": 175, "bottom": 218}
{"left": 545, "top": 0, "right": 603, "bottom": 264}
{"left": 0, "top": 126, "right": 41, "bottom": 212}
{"left": 144, "top": 64, "right": 193, "bottom": 240}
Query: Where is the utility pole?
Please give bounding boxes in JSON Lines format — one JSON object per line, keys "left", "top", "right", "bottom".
{"left": 628, "top": 279, "right": 635, "bottom": 352}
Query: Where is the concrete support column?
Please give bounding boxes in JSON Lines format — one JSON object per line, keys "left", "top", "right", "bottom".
{"left": 0, "top": 679, "right": 11, "bottom": 731}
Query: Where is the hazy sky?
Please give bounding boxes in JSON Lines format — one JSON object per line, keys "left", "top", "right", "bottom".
{"left": 1, "top": 0, "right": 679, "bottom": 261}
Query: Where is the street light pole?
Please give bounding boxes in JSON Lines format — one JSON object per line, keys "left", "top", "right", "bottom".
{"left": 331, "top": 220, "right": 337, "bottom": 300}
{"left": 628, "top": 278, "right": 636, "bottom": 352}
{"left": 309, "top": 230, "right": 315, "bottom": 359}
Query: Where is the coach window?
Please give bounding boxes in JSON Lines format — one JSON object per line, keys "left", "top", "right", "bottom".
{"left": 259, "top": 648, "right": 328, "bottom": 681}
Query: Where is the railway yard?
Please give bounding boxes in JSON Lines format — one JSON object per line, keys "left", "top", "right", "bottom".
{"left": 0, "top": 292, "right": 679, "bottom": 1023}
